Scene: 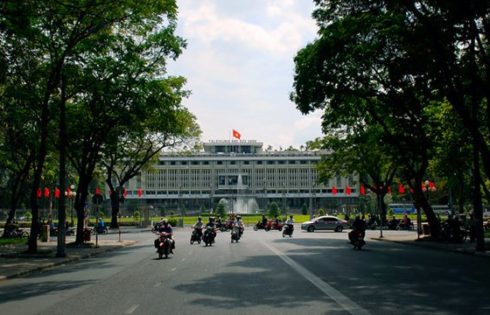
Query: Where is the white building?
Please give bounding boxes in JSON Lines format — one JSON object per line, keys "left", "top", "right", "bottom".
{"left": 125, "top": 140, "right": 359, "bottom": 214}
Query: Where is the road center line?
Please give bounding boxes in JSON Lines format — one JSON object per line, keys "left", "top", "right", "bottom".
{"left": 261, "top": 241, "right": 371, "bottom": 315}
{"left": 171, "top": 267, "right": 176, "bottom": 271}
{"left": 125, "top": 304, "right": 139, "bottom": 314}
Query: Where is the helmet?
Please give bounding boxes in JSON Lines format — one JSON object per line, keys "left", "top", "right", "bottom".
{"left": 162, "top": 219, "right": 168, "bottom": 225}
{"left": 198, "top": 217, "right": 202, "bottom": 221}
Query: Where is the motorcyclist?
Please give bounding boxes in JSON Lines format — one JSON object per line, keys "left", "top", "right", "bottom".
{"left": 233, "top": 216, "right": 244, "bottom": 237}
{"left": 285, "top": 215, "right": 294, "bottom": 235}
{"left": 157, "top": 219, "right": 175, "bottom": 253}
{"left": 261, "top": 215, "right": 268, "bottom": 227}
{"left": 351, "top": 215, "right": 366, "bottom": 237}
{"left": 193, "top": 217, "right": 204, "bottom": 238}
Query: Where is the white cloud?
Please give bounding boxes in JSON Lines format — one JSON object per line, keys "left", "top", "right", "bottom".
{"left": 169, "top": 0, "right": 322, "bottom": 148}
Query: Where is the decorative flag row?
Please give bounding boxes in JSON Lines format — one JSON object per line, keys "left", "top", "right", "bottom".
{"left": 36, "top": 186, "right": 145, "bottom": 198}
{"left": 357, "top": 181, "right": 436, "bottom": 196}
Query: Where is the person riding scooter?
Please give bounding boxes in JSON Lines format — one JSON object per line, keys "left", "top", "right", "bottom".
{"left": 283, "top": 215, "right": 294, "bottom": 237}
{"left": 349, "top": 215, "right": 366, "bottom": 249}
{"left": 193, "top": 217, "right": 204, "bottom": 238}
{"left": 233, "top": 216, "right": 244, "bottom": 238}
{"left": 157, "top": 219, "right": 175, "bottom": 253}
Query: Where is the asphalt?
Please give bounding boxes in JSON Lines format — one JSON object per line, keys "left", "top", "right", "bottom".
{"left": 0, "top": 227, "right": 488, "bottom": 282}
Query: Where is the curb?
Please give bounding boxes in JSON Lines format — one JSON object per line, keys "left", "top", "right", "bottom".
{"left": 0, "top": 240, "right": 136, "bottom": 282}
{"left": 371, "top": 237, "right": 490, "bottom": 258}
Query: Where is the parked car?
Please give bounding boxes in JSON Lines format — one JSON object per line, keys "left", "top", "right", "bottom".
{"left": 301, "top": 215, "right": 349, "bottom": 232}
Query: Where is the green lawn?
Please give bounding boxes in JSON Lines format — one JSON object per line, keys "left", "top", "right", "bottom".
{"left": 0, "top": 237, "right": 29, "bottom": 246}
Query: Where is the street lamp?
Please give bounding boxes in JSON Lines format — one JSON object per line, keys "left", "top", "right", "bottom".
{"left": 420, "top": 180, "right": 437, "bottom": 237}
{"left": 69, "top": 184, "right": 76, "bottom": 226}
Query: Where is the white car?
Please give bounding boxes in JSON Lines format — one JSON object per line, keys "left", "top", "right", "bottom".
{"left": 301, "top": 215, "right": 349, "bottom": 232}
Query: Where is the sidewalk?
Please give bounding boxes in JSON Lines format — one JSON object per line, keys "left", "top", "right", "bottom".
{"left": 371, "top": 234, "right": 490, "bottom": 257}
{"left": 0, "top": 238, "right": 136, "bottom": 282}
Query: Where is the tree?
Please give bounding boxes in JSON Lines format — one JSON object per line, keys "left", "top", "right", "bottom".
{"left": 215, "top": 203, "right": 226, "bottom": 219}
{"left": 102, "top": 101, "right": 200, "bottom": 228}
{"left": 291, "top": 0, "right": 443, "bottom": 237}
{"left": 308, "top": 123, "right": 397, "bottom": 224}
{"left": 268, "top": 202, "right": 280, "bottom": 218}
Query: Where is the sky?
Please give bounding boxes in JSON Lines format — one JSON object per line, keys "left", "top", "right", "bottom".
{"left": 167, "top": 0, "right": 323, "bottom": 149}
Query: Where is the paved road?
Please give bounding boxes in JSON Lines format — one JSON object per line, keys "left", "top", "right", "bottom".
{"left": 0, "top": 228, "right": 489, "bottom": 315}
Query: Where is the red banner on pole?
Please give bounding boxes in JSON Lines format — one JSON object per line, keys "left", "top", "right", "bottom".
{"left": 345, "top": 185, "right": 351, "bottom": 195}
{"left": 332, "top": 186, "right": 337, "bottom": 195}
{"left": 137, "top": 188, "right": 143, "bottom": 197}
{"left": 360, "top": 184, "right": 366, "bottom": 196}
{"left": 44, "top": 187, "right": 50, "bottom": 198}
{"left": 37, "top": 188, "right": 42, "bottom": 199}
{"left": 54, "top": 187, "right": 60, "bottom": 199}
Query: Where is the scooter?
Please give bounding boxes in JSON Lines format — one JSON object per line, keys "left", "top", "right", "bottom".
{"left": 154, "top": 232, "right": 173, "bottom": 259}
{"left": 231, "top": 226, "right": 241, "bottom": 243}
{"left": 348, "top": 230, "right": 366, "bottom": 250}
{"left": 190, "top": 227, "right": 202, "bottom": 245}
{"left": 203, "top": 226, "right": 216, "bottom": 246}
{"left": 282, "top": 224, "right": 294, "bottom": 238}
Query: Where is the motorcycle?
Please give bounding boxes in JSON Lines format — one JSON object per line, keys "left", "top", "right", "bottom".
{"left": 190, "top": 227, "right": 202, "bottom": 245}
{"left": 348, "top": 230, "right": 366, "bottom": 250}
{"left": 231, "top": 226, "right": 241, "bottom": 243}
{"left": 203, "top": 226, "right": 216, "bottom": 246}
{"left": 3, "top": 224, "right": 29, "bottom": 238}
{"left": 254, "top": 220, "right": 283, "bottom": 231}
{"left": 253, "top": 221, "right": 267, "bottom": 231}
{"left": 282, "top": 224, "right": 294, "bottom": 238}
{"left": 154, "top": 232, "right": 173, "bottom": 259}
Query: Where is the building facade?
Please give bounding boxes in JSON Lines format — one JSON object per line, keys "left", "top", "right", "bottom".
{"left": 124, "top": 140, "right": 359, "bottom": 214}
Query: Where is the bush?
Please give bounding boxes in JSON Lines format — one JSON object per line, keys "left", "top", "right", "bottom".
{"left": 133, "top": 210, "right": 141, "bottom": 221}
{"left": 268, "top": 202, "right": 280, "bottom": 218}
{"left": 317, "top": 208, "right": 326, "bottom": 216}
{"left": 301, "top": 204, "right": 308, "bottom": 215}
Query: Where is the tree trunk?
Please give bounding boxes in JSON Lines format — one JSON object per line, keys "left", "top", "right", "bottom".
{"left": 412, "top": 188, "right": 441, "bottom": 239}
{"left": 74, "top": 175, "right": 91, "bottom": 245}
{"left": 57, "top": 74, "right": 67, "bottom": 257}
{"left": 472, "top": 137, "right": 485, "bottom": 251}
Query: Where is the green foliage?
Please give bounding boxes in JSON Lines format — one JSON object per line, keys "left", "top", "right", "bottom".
{"left": 267, "top": 202, "right": 280, "bottom": 218}
{"left": 317, "top": 208, "right": 326, "bottom": 216}
{"left": 302, "top": 204, "right": 308, "bottom": 215}
{"left": 215, "top": 203, "right": 226, "bottom": 218}
{"left": 133, "top": 211, "right": 141, "bottom": 221}
{"left": 24, "top": 211, "right": 32, "bottom": 221}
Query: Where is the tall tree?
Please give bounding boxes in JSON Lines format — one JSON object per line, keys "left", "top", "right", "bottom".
{"left": 308, "top": 123, "right": 397, "bottom": 223}
{"left": 103, "top": 104, "right": 200, "bottom": 228}
{"left": 291, "top": 0, "right": 443, "bottom": 236}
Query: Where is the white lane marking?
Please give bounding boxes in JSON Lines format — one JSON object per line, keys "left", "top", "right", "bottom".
{"left": 261, "top": 241, "right": 371, "bottom": 315}
{"left": 181, "top": 258, "right": 186, "bottom": 262}
{"left": 125, "top": 304, "right": 139, "bottom": 314}
{"left": 154, "top": 282, "right": 162, "bottom": 288}
{"left": 171, "top": 267, "right": 176, "bottom": 271}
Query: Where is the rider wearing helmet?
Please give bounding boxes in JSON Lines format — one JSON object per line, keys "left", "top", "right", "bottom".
{"left": 233, "top": 215, "right": 244, "bottom": 237}
{"left": 158, "top": 219, "right": 175, "bottom": 253}
{"left": 193, "top": 217, "right": 204, "bottom": 238}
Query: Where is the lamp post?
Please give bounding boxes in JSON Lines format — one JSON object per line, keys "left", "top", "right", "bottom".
{"left": 420, "top": 180, "right": 436, "bottom": 237}
{"left": 69, "top": 185, "right": 76, "bottom": 226}
{"left": 179, "top": 185, "right": 183, "bottom": 227}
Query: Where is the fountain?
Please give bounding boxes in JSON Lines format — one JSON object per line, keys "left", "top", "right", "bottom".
{"left": 232, "top": 174, "right": 259, "bottom": 214}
